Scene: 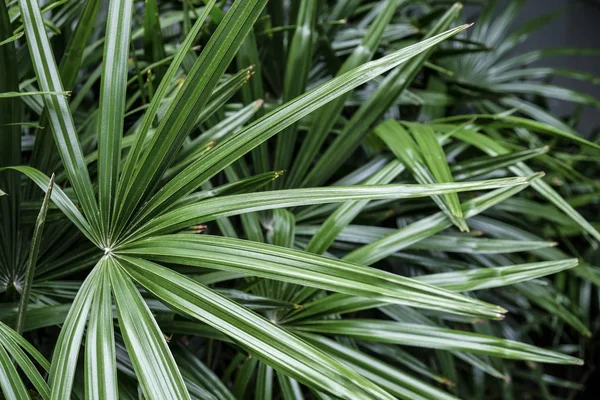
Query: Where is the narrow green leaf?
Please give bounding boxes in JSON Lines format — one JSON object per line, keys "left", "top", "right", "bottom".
{"left": 129, "top": 23, "right": 473, "bottom": 226}
{"left": 119, "top": 235, "right": 505, "bottom": 319}
{"left": 15, "top": 174, "right": 54, "bottom": 334}
{"left": 109, "top": 258, "right": 191, "bottom": 400}
{"left": 0, "top": 344, "right": 30, "bottom": 400}
{"left": 434, "top": 114, "right": 600, "bottom": 152}
{"left": 278, "top": 373, "right": 305, "bottom": 400}
{"left": 173, "top": 347, "right": 235, "bottom": 400}
{"left": 85, "top": 261, "right": 117, "bottom": 400}
{"left": 97, "top": 0, "right": 134, "bottom": 242}
{"left": 269, "top": 209, "right": 296, "bottom": 248}
{"left": 117, "top": 256, "right": 396, "bottom": 400}
{"left": 298, "top": 225, "right": 559, "bottom": 254}
{"left": 343, "top": 176, "right": 539, "bottom": 265}
{"left": 173, "top": 170, "right": 282, "bottom": 209}
{"left": 0, "top": 0, "right": 22, "bottom": 277}
{"left": 255, "top": 363, "right": 274, "bottom": 400}
{"left": 49, "top": 265, "right": 101, "bottom": 399}
{"left": 27, "top": 0, "right": 100, "bottom": 181}
{"left": 17, "top": 0, "right": 102, "bottom": 241}
{"left": 236, "top": 29, "right": 269, "bottom": 175}
{"left": 0, "top": 325, "right": 50, "bottom": 399}
{"left": 283, "top": 258, "right": 576, "bottom": 324}
{"left": 117, "top": 0, "right": 216, "bottom": 204}
{"left": 408, "top": 122, "right": 463, "bottom": 218}
{"left": 143, "top": 0, "right": 166, "bottom": 83}
{"left": 1, "top": 166, "right": 100, "bottom": 246}
{"left": 418, "top": 259, "right": 579, "bottom": 291}
{"left": 440, "top": 124, "right": 600, "bottom": 242}
{"left": 491, "top": 82, "right": 600, "bottom": 108}
{"left": 114, "top": 0, "right": 268, "bottom": 235}
{"left": 128, "top": 177, "right": 527, "bottom": 241}
{"left": 305, "top": 160, "right": 404, "bottom": 255}
{"left": 0, "top": 90, "right": 70, "bottom": 98}
{"left": 0, "top": 31, "right": 23, "bottom": 47}
{"left": 451, "top": 146, "right": 549, "bottom": 181}
{"left": 303, "top": 4, "right": 464, "bottom": 187}
{"left": 286, "top": 0, "right": 404, "bottom": 188}
{"left": 0, "top": 322, "right": 51, "bottom": 371}
{"left": 301, "top": 333, "right": 459, "bottom": 400}
{"left": 274, "top": 0, "right": 318, "bottom": 183}
{"left": 376, "top": 120, "right": 467, "bottom": 230}
{"left": 291, "top": 320, "right": 583, "bottom": 365}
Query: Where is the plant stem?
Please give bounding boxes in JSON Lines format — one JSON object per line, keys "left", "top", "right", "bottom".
{"left": 15, "top": 173, "right": 54, "bottom": 334}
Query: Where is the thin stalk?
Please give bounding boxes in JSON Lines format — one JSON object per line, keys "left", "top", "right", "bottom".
{"left": 15, "top": 174, "right": 54, "bottom": 334}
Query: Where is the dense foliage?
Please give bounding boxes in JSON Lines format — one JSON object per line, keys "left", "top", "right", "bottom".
{"left": 1, "top": 0, "right": 599, "bottom": 399}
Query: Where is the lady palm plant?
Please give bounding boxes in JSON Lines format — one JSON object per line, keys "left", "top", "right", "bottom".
{"left": 0, "top": 0, "right": 599, "bottom": 399}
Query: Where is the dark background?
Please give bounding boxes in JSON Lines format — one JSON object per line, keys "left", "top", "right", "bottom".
{"left": 466, "top": 0, "right": 600, "bottom": 135}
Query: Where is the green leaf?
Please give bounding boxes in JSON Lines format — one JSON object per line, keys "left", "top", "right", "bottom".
{"left": 0, "top": 323, "right": 49, "bottom": 371}
{"left": 17, "top": 0, "right": 103, "bottom": 241}
{"left": 300, "top": 333, "right": 459, "bottom": 400}
{"left": 434, "top": 114, "right": 600, "bottom": 152}
{"left": 303, "top": 4, "right": 464, "bottom": 187}
{"left": 286, "top": 0, "right": 405, "bottom": 188}
{"left": 0, "top": 343, "right": 30, "bottom": 400}
{"left": 28, "top": 0, "right": 100, "bottom": 179}
{"left": 0, "top": 322, "right": 50, "bottom": 399}
{"left": 114, "top": 0, "right": 268, "bottom": 235}
{"left": 143, "top": 0, "right": 166, "bottom": 83}
{"left": 418, "top": 259, "right": 579, "bottom": 291}
{"left": 283, "top": 258, "right": 578, "bottom": 324}
{"left": 1, "top": 166, "right": 100, "bottom": 246}
{"left": 0, "top": 0, "right": 22, "bottom": 276}
{"left": 118, "top": 234, "right": 505, "bottom": 319}
{"left": 255, "top": 363, "right": 274, "bottom": 400}
{"left": 451, "top": 146, "right": 549, "bottom": 181}
{"left": 297, "top": 225, "right": 559, "bottom": 254}
{"left": 269, "top": 209, "right": 296, "bottom": 248}
{"left": 116, "top": 256, "right": 396, "bottom": 400}
{"left": 173, "top": 346, "right": 235, "bottom": 400}
{"left": 116, "top": 0, "right": 216, "bottom": 207}
{"left": 290, "top": 320, "right": 583, "bottom": 365}
{"left": 85, "top": 261, "right": 117, "bottom": 400}
{"left": 0, "top": 31, "right": 23, "bottom": 47}
{"left": 127, "top": 177, "right": 527, "bottom": 241}
{"left": 109, "top": 258, "right": 190, "bottom": 400}
{"left": 491, "top": 82, "right": 600, "bottom": 109}
{"left": 343, "top": 176, "right": 540, "bottom": 266}
{"left": 15, "top": 174, "right": 54, "bottom": 334}
{"left": 97, "top": 0, "right": 134, "bottom": 242}
{"left": 408, "top": 122, "right": 464, "bottom": 219}
{"left": 49, "top": 264, "right": 101, "bottom": 399}
{"left": 236, "top": 29, "right": 269, "bottom": 175}
{"left": 274, "top": 0, "right": 318, "bottom": 184}
{"left": 305, "top": 160, "right": 404, "bottom": 255}
{"left": 0, "top": 90, "right": 70, "bottom": 98}
{"left": 128, "top": 23, "right": 473, "bottom": 226}
{"left": 376, "top": 120, "right": 467, "bottom": 231}
{"left": 440, "top": 124, "right": 600, "bottom": 242}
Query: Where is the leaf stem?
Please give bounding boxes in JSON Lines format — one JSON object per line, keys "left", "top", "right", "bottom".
{"left": 15, "top": 173, "right": 54, "bottom": 334}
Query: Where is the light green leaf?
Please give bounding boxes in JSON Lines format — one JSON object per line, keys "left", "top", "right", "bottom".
{"left": 116, "top": 255, "right": 395, "bottom": 400}
{"left": 118, "top": 234, "right": 505, "bottom": 319}
{"left": 127, "top": 177, "right": 527, "bottom": 241}
{"left": 291, "top": 320, "right": 582, "bottom": 365}
{"left": 109, "top": 258, "right": 191, "bottom": 400}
